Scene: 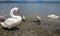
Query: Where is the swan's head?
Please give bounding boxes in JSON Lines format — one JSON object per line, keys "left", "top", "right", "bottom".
{"left": 36, "top": 16, "right": 41, "bottom": 20}
{"left": 11, "top": 7, "right": 19, "bottom": 12}
{"left": 22, "top": 16, "right": 26, "bottom": 20}
{"left": 36, "top": 16, "right": 40, "bottom": 19}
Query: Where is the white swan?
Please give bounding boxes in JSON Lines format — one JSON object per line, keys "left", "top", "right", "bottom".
{"left": 22, "top": 15, "right": 26, "bottom": 22}
{"left": 48, "top": 14, "right": 60, "bottom": 19}
{"left": 36, "top": 16, "right": 41, "bottom": 22}
{"left": 0, "top": 7, "right": 22, "bottom": 28}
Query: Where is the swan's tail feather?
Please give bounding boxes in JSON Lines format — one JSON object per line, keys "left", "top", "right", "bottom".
{"left": 0, "top": 22, "right": 7, "bottom": 27}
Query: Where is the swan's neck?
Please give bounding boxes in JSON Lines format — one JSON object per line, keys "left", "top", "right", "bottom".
{"left": 10, "top": 9, "right": 22, "bottom": 21}
{"left": 10, "top": 10, "right": 16, "bottom": 18}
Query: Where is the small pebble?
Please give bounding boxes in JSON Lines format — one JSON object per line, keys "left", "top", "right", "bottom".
{"left": 4, "top": 33, "right": 7, "bottom": 35}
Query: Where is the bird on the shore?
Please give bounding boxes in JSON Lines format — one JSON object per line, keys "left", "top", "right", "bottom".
{"left": 48, "top": 14, "right": 60, "bottom": 19}
{"left": 0, "top": 7, "right": 22, "bottom": 29}
{"left": 22, "top": 15, "right": 26, "bottom": 22}
{"left": 36, "top": 16, "right": 41, "bottom": 22}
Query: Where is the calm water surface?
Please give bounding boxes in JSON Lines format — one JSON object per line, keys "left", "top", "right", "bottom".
{"left": 0, "top": 3, "right": 60, "bottom": 18}
{"left": 0, "top": 3, "right": 60, "bottom": 36}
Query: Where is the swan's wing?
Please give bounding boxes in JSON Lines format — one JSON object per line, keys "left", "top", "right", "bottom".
{"left": 5, "top": 18, "right": 16, "bottom": 23}
{"left": 4, "top": 18, "right": 17, "bottom": 26}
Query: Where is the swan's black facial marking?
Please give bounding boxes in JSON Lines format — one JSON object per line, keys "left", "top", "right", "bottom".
{"left": 15, "top": 8, "right": 19, "bottom": 12}
{"left": 16, "top": 9, "right": 19, "bottom": 12}
{"left": 12, "top": 7, "right": 19, "bottom": 12}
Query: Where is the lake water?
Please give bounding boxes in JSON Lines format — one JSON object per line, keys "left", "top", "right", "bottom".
{"left": 0, "top": 3, "right": 60, "bottom": 36}
{"left": 0, "top": 3, "right": 60, "bottom": 18}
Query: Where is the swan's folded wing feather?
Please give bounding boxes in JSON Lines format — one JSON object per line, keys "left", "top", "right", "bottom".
{"left": 4, "top": 18, "right": 17, "bottom": 26}
{"left": 5, "top": 18, "right": 16, "bottom": 22}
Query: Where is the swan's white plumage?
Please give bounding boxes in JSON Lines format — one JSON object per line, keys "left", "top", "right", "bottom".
{"left": 22, "top": 16, "right": 26, "bottom": 20}
{"left": 0, "top": 7, "right": 22, "bottom": 28}
{"left": 48, "top": 14, "right": 60, "bottom": 19}
{"left": 22, "top": 15, "right": 26, "bottom": 22}
{"left": 36, "top": 16, "right": 41, "bottom": 22}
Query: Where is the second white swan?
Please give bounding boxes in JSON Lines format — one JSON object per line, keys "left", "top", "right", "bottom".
{"left": 48, "top": 14, "right": 60, "bottom": 19}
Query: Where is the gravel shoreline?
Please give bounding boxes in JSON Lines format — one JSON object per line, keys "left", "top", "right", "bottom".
{"left": 0, "top": 17, "right": 60, "bottom": 36}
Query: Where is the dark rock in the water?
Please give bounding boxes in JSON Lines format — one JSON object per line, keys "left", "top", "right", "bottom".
{"left": 22, "top": 16, "right": 26, "bottom": 22}
{"left": 0, "top": 16, "right": 6, "bottom": 22}
{"left": 22, "top": 19, "right": 26, "bottom": 22}
{"left": 2, "top": 27, "right": 19, "bottom": 31}
{"left": 36, "top": 19, "right": 41, "bottom": 22}
{"left": 55, "top": 29, "right": 60, "bottom": 33}
{"left": 33, "top": 19, "right": 41, "bottom": 23}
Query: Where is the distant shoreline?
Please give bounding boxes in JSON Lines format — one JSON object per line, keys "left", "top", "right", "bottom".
{"left": 0, "top": 1, "right": 60, "bottom": 3}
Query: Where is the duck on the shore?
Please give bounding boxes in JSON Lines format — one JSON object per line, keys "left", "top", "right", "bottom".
{"left": 22, "top": 15, "right": 26, "bottom": 22}
{"left": 0, "top": 7, "right": 22, "bottom": 29}
{"left": 36, "top": 16, "right": 41, "bottom": 22}
{"left": 48, "top": 14, "right": 60, "bottom": 19}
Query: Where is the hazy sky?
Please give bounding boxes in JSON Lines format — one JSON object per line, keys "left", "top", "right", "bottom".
{"left": 0, "top": 0, "right": 60, "bottom": 2}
